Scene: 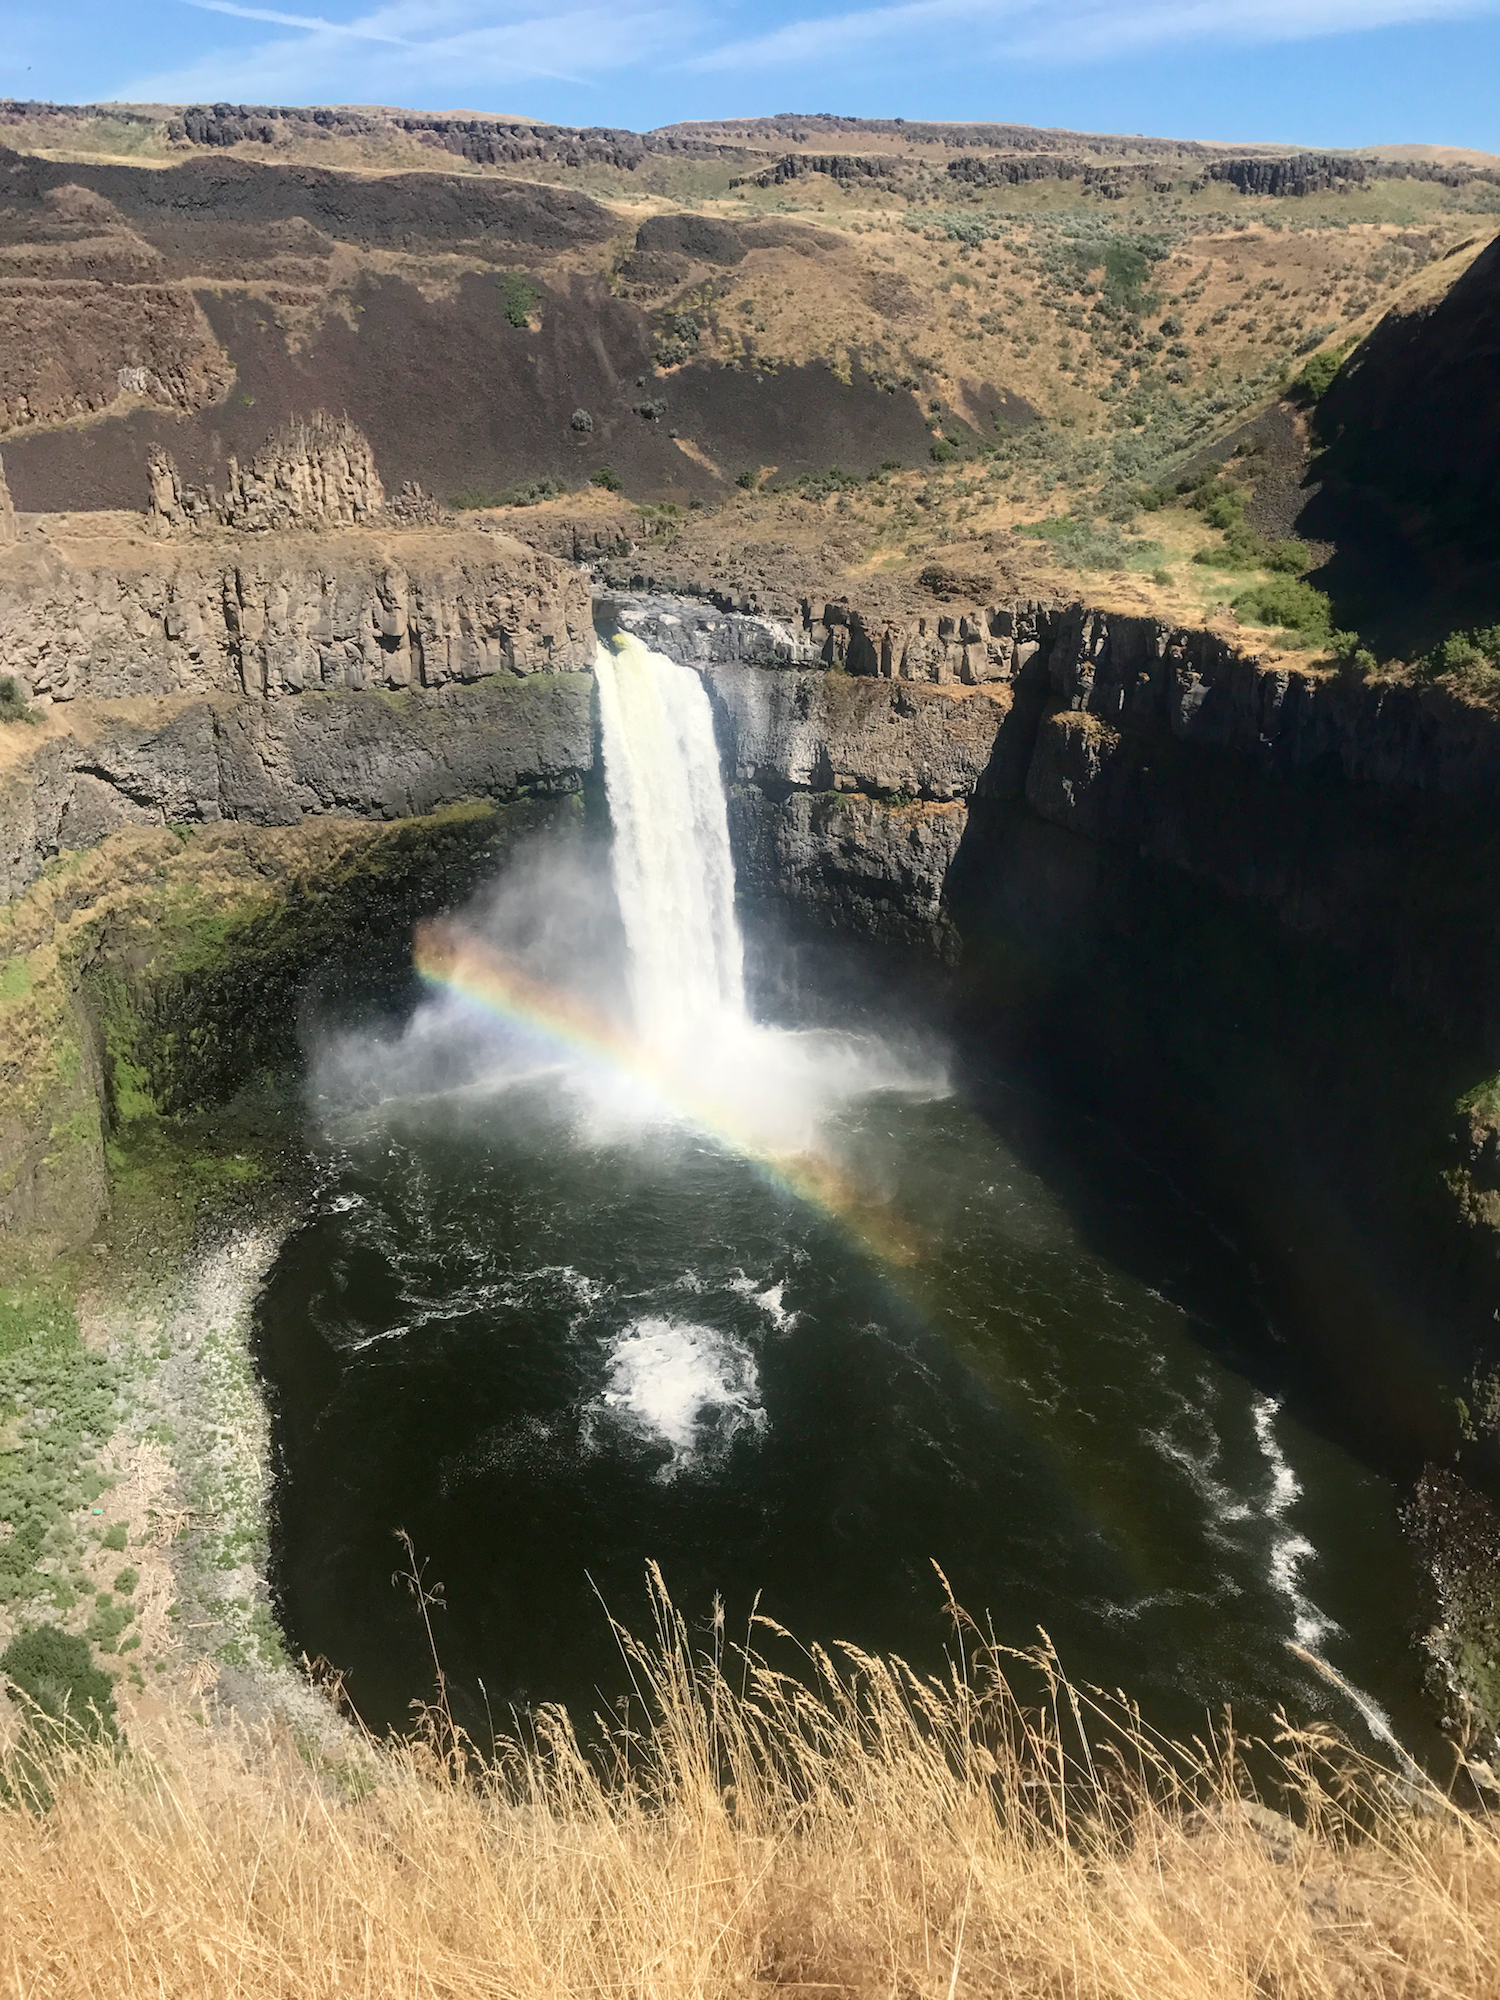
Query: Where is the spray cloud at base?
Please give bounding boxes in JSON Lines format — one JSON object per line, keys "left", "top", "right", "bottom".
{"left": 311, "top": 631, "right": 950, "bottom": 1245}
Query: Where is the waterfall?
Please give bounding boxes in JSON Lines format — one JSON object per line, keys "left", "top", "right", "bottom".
{"left": 594, "top": 632, "right": 746, "bottom": 1051}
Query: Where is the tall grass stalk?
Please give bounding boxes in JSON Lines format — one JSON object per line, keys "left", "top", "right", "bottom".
{"left": 2, "top": 1567, "right": 1497, "bottom": 1997}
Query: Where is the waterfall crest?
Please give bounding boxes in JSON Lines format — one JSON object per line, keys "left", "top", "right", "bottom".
{"left": 594, "top": 632, "right": 746, "bottom": 1050}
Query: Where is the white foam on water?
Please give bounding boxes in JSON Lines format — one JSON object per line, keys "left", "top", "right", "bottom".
{"left": 1252, "top": 1394, "right": 1303, "bottom": 1517}
{"left": 1249, "top": 1395, "right": 1407, "bottom": 1753}
{"left": 730, "top": 1273, "right": 798, "bottom": 1331}
{"left": 598, "top": 1316, "right": 766, "bottom": 1472}
{"left": 1145, "top": 1426, "right": 1255, "bottom": 1535}
{"left": 1144, "top": 1394, "right": 1406, "bottom": 1754}
{"left": 1251, "top": 1394, "right": 1338, "bottom": 1649}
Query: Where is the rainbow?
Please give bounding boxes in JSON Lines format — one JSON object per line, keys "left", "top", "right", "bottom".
{"left": 412, "top": 919, "right": 923, "bottom": 1267}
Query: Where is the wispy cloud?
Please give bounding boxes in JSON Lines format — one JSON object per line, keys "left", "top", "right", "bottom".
{"left": 182, "top": 0, "right": 414, "bottom": 45}
{"left": 685, "top": 0, "right": 1500, "bottom": 70}
{"left": 117, "top": 0, "right": 689, "bottom": 102}
{"left": 105, "top": 0, "right": 1500, "bottom": 112}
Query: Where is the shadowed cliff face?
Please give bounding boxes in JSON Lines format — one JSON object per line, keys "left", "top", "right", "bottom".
{"left": 5, "top": 563, "right": 1500, "bottom": 1439}
{"left": 633, "top": 594, "right": 1500, "bottom": 1458}
{"left": 1304, "top": 236, "right": 1500, "bottom": 642}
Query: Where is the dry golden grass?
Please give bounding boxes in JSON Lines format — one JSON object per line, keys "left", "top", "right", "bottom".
{"left": 3, "top": 1570, "right": 1497, "bottom": 2000}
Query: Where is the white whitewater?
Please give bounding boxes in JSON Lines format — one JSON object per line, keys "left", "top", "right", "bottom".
{"left": 594, "top": 631, "right": 746, "bottom": 1051}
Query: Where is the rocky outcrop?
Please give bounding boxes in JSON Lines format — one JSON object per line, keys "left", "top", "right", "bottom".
{"left": 732, "top": 789, "right": 968, "bottom": 947}
{"left": 605, "top": 594, "right": 818, "bottom": 667}
{"left": 606, "top": 587, "right": 1054, "bottom": 688}
{"left": 1039, "top": 604, "right": 1500, "bottom": 800}
{"left": 0, "top": 276, "right": 232, "bottom": 438}
{"left": 0, "top": 448, "right": 12, "bottom": 543}
{"left": 643, "top": 591, "right": 1500, "bottom": 798}
{"left": 222, "top": 414, "right": 383, "bottom": 531}
{"left": 0, "top": 523, "right": 592, "bottom": 705}
{"left": 147, "top": 414, "right": 384, "bottom": 536}
{"left": 704, "top": 662, "right": 1017, "bottom": 802}
{"left": 0, "top": 675, "right": 594, "bottom": 903}
{"left": 701, "top": 659, "right": 1022, "bottom": 948}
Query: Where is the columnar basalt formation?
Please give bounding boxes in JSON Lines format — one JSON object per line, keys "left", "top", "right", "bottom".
{"left": 0, "top": 522, "right": 591, "bottom": 712}
{"left": 147, "top": 414, "right": 385, "bottom": 537}
{"left": 628, "top": 590, "right": 1500, "bottom": 1047}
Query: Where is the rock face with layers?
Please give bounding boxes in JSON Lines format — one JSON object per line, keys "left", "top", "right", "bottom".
{"left": 615, "top": 592, "right": 1500, "bottom": 1045}
{"left": 0, "top": 522, "right": 592, "bottom": 708}
{"left": 0, "top": 675, "right": 596, "bottom": 905}
{"left": 632, "top": 590, "right": 1500, "bottom": 802}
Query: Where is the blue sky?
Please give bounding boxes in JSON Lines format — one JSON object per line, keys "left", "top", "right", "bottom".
{"left": 2, "top": 0, "right": 1498, "bottom": 151}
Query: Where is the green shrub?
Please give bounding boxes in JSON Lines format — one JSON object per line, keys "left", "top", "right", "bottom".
{"left": 930, "top": 439, "right": 958, "bottom": 464}
{"left": 0, "top": 676, "right": 34, "bottom": 724}
{"left": 1441, "top": 625, "right": 1500, "bottom": 671}
{"left": 1289, "top": 342, "right": 1354, "bottom": 404}
{"left": 735, "top": 470, "right": 758, "bottom": 489}
{"left": 1201, "top": 489, "right": 1246, "bottom": 531}
{"left": 451, "top": 478, "right": 566, "bottom": 511}
{"left": 101, "top": 1521, "right": 127, "bottom": 1552}
{"left": 112, "top": 1567, "right": 138, "bottom": 1596}
{"left": 1416, "top": 624, "right": 1500, "bottom": 691}
{"left": 499, "top": 273, "right": 538, "bottom": 329}
{"left": 1193, "top": 522, "right": 1265, "bottom": 570}
{"left": 590, "top": 466, "right": 622, "bottom": 491}
{"left": 1231, "top": 576, "right": 1334, "bottom": 644}
{"left": 1267, "top": 540, "right": 1310, "bottom": 574}
{"left": 85, "top": 1594, "right": 132, "bottom": 1651}
{"left": 1, "top": 1624, "right": 117, "bottom": 1742}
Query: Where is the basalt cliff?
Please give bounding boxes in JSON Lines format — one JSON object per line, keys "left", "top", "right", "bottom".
{"left": 6, "top": 479, "right": 1499, "bottom": 1370}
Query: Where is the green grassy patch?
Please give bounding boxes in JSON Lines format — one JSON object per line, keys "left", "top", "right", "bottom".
{"left": 499, "top": 272, "right": 539, "bottom": 329}
{"left": 1017, "top": 513, "right": 1165, "bottom": 573}
{"left": 1230, "top": 576, "right": 1336, "bottom": 646}
{"left": 0, "top": 956, "right": 33, "bottom": 1005}
{"left": 0, "top": 1289, "right": 116, "bottom": 1612}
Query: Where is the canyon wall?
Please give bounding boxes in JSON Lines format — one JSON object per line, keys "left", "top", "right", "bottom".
{"left": 1, "top": 521, "right": 591, "bottom": 707}
{"left": 0, "top": 521, "right": 593, "bottom": 898}
{"left": 7, "top": 541, "right": 1500, "bottom": 1339}
{"left": 621, "top": 589, "right": 1500, "bottom": 1387}
{"left": 619, "top": 592, "right": 1500, "bottom": 1010}
{"left": 0, "top": 516, "right": 594, "bottom": 1250}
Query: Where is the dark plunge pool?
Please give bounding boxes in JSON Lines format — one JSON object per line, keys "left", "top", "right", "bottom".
{"left": 254, "top": 1005, "right": 1431, "bottom": 1755}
